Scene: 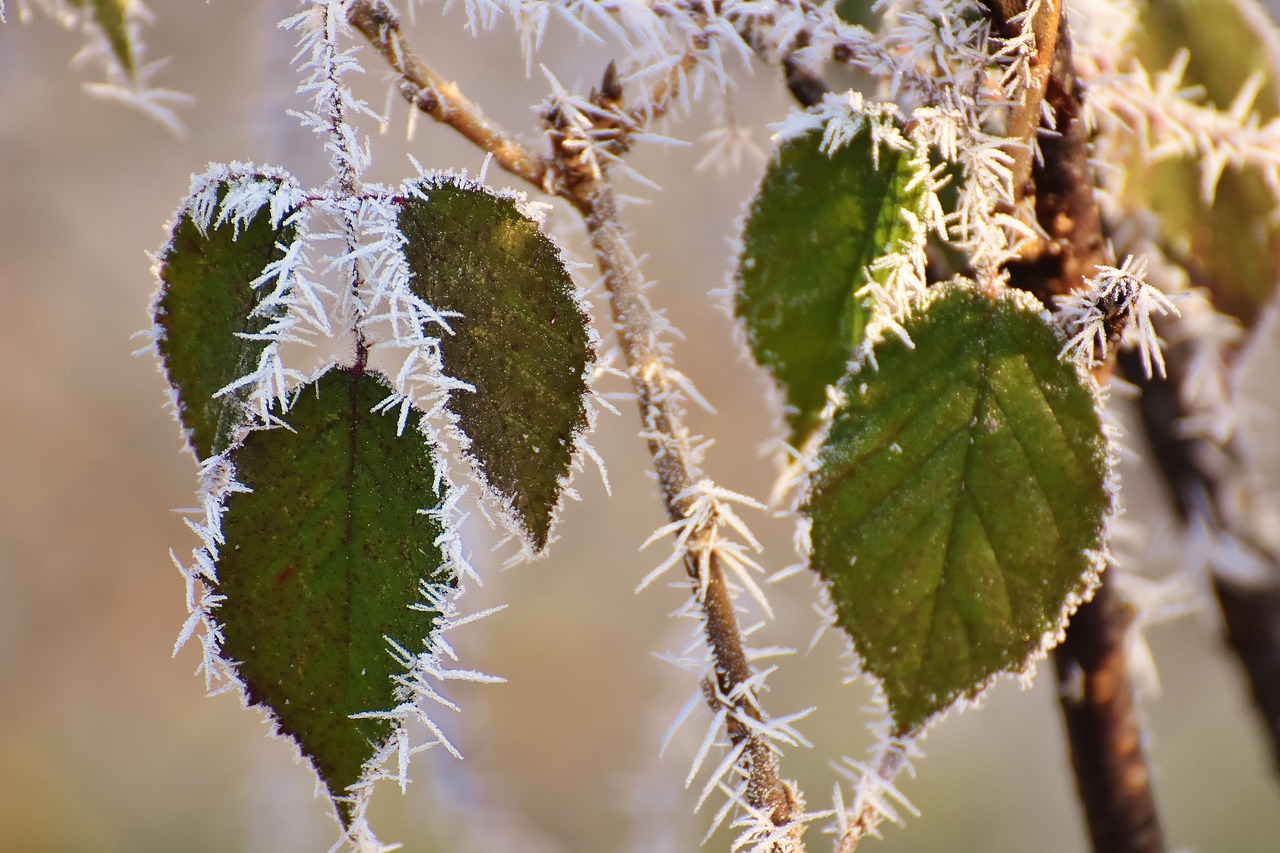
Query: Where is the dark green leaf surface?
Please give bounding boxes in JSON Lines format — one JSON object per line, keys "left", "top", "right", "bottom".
{"left": 217, "top": 367, "right": 450, "bottom": 825}
{"left": 737, "top": 127, "right": 928, "bottom": 446}
{"left": 398, "top": 178, "right": 591, "bottom": 552}
{"left": 154, "top": 179, "right": 296, "bottom": 459}
{"left": 1132, "top": 0, "right": 1280, "bottom": 323}
{"left": 805, "top": 285, "right": 1110, "bottom": 735}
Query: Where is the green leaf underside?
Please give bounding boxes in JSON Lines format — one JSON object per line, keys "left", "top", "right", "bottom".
{"left": 398, "top": 179, "right": 591, "bottom": 552}
{"left": 1132, "top": 0, "right": 1280, "bottom": 324}
{"left": 216, "top": 368, "right": 450, "bottom": 824}
{"left": 155, "top": 182, "right": 295, "bottom": 459}
{"left": 805, "top": 286, "right": 1109, "bottom": 735}
{"left": 737, "top": 127, "right": 928, "bottom": 447}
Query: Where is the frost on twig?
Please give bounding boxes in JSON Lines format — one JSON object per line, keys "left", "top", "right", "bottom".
{"left": 1085, "top": 48, "right": 1280, "bottom": 209}
{"left": 654, "top": 588, "right": 821, "bottom": 852}
{"left": 831, "top": 731, "right": 922, "bottom": 853}
{"left": 1057, "top": 255, "right": 1180, "bottom": 378}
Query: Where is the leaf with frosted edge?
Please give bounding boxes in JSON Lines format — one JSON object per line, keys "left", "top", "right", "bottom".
{"left": 804, "top": 285, "right": 1111, "bottom": 735}
{"left": 216, "top": 367, "right": 453, "bottom": 826}
{"left": 154, "top": 177, "right": 297, "bottom": 460}
{"left": 736, "top": 126, "right": 929, "bottom": 447}
{"left": 397, "top": 176, "right": 592, "bottom": 553}
{"left": 1130, "top": 0, "right": 1280, "bottom": 324}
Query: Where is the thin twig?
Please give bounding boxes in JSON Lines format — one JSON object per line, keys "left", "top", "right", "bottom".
{"left": 575, "top": 177, "right": 800, "bottom": 835}
{"left": 1004, "top": 10, "right": 1107, "bottom": 304}
{"left": 832, "top": 742, "right": 910, "bottom": 853}
{"left": 347, "top": 0, "right": 803, "bottom": 842}
{"left": 348, "top": 1, "right": 551, "bottom": 189}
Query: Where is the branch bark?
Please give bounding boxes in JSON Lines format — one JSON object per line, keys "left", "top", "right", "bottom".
{"left": 1002, "top": 7, "right": 1106, "bottom": 305}
{"left": 988, "top": 6, "right": 1164, "bottom": 850}
{"left": 1053, "top": 578, "right": 1165, "bottom": 853}
{"left": 349, "top": 0, "right": 803, "bottom": 842}
{"left": 348, "top": 1, "right": 551, "bottom": 190}
{"left": 1121, "top": 346, "right": 1280, "bottom": 773}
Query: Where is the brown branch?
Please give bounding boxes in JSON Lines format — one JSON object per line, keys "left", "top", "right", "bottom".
{"left": 571, "top": 170, "right": 801, "bottom": 843}
{"left": 1121, "top": 346, "right": 1280, "bottom": 772}
{"left": 348, "top": 0, "right": 803, "bottom": 843}
{"left": 348, "top": 0, "right": 551, "bottom": 190}
{"left": 981, "top": 0, "right": 1062, "bottom": 203}
{"left": 1053, "top": 577, "right": 1165, "bottom": 853}
{"left": 991, "top": 10, "right": 1163, "bottom": 851}
{"left": 1003, "top": 10, "right": 1107, "bottom": 304}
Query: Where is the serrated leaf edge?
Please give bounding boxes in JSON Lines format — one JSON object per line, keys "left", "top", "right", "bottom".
{"left": 731, "top": 114, "right": 941, "bottom": 502}
{"left": 388, "top": 171, "right": 605, "bottom": 561}
{"left": 148, "top": 162, "right": 312, "bottom": 460}
{"left": 796, "top": 282, "right": 1121, "bottom": 736}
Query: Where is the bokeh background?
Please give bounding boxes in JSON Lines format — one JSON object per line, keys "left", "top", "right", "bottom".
{"left": 3, "top": 2, "right": 1280, "bottom": 851}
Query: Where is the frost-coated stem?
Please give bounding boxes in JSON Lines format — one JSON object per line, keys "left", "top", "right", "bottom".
{"left": 1004, "top": 10, "right": 1106, "bottom": 304}
{"left": 349, "top": 2, "right": 803, "bottom": 842}
{"left": 1122, "top": 347, "right": 1280, "bottom": 772}
{"left": 348, "top": 0, "right": 551, "bottom": 190}
{"left": 1052, "top": 579, "right": 1165, "bottom": 853}
{"left": 832, "top": 742, "right": 910, "bottom": 853}
{"left": 981, "top": 0, "right": 1061, "bottom": 204}
{"left": 571, "top": 171, "right": 801, "bottom": 846}
{"left": 994, "top": 12, "right": 1163, "bottom": 850}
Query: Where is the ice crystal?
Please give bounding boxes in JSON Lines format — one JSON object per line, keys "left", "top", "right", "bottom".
{"left": 1058, "top": 255, "right": 1180, "bottom": 377}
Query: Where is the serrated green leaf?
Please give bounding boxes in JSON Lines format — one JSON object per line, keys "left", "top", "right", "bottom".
{"left": 398, "top": 178, "right": 592, "bottom": 552}
{"left": 805, "top": 285, "right": 1110, "bottom": 735}
{"left": 736, "top": 127, "right": 929, "bottom": 447}
{"left": 154, "top": 180, "right": 296, "bottom": 460}
{"left": 216, "top": 367, "right": 450, "bottom": 825}
{"left": 70, "top": 0, "right": 135, "bottom": 77}
{"left": 1130, "top": 0, "right": 1280, "bottom": 323}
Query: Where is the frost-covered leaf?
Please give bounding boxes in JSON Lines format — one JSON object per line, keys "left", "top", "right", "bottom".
{"left": 154, "top": 177, "right": 297, "bottom": 460}
{"left": 805, "top": 285, "right": 1110, "bottom": 735}
{"left": 1130, "top": 0, "right": 1280, "bottom": 323}
{"left": 72, "top": 0, "right": 135, "bottom": 76}
{"left": 736, "top": 126, "right": 929, "bottom": 447}
{"left": 216, "top": 367, "right": 451, "bottom": 825}
{"left": 398, "top": 177, "right": 592, "bottom": 552}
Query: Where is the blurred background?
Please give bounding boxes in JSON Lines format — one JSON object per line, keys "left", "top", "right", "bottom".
{"left": 3, "top": 2, "right": 1280, "bottom": 851}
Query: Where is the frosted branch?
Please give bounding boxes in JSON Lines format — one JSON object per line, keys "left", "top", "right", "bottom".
{"left": 349, "top": 3, "right": 807, "bottom": 844}
{"left": 1087, "top": 53, "right": 1280, "bottom": 206}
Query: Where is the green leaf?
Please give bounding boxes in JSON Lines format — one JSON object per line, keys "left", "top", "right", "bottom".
{"left": 736, "top": 127, "right": 929, "bottom": 447}
{"left": 805, "top": 285, "right": 1110, "bottom": 735}
{"left": 154, "top": 176, "right": 297, "bottom": 460}
{"left": 1130, "top": 0, "right": 1280, "bottom": 324}
{"left": 397, "top": 177, "right": 592, "bottom": 552}
{"left": 216, "top": 367, "right": 451, "bottom": 825}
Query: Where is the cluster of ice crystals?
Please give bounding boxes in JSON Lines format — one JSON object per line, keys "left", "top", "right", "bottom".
{"left": 1057, "top": 255, "right": 1181, "bottom": 378}
{"left": 1085, "top": 27, "right": 1280, "bottom": 208}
